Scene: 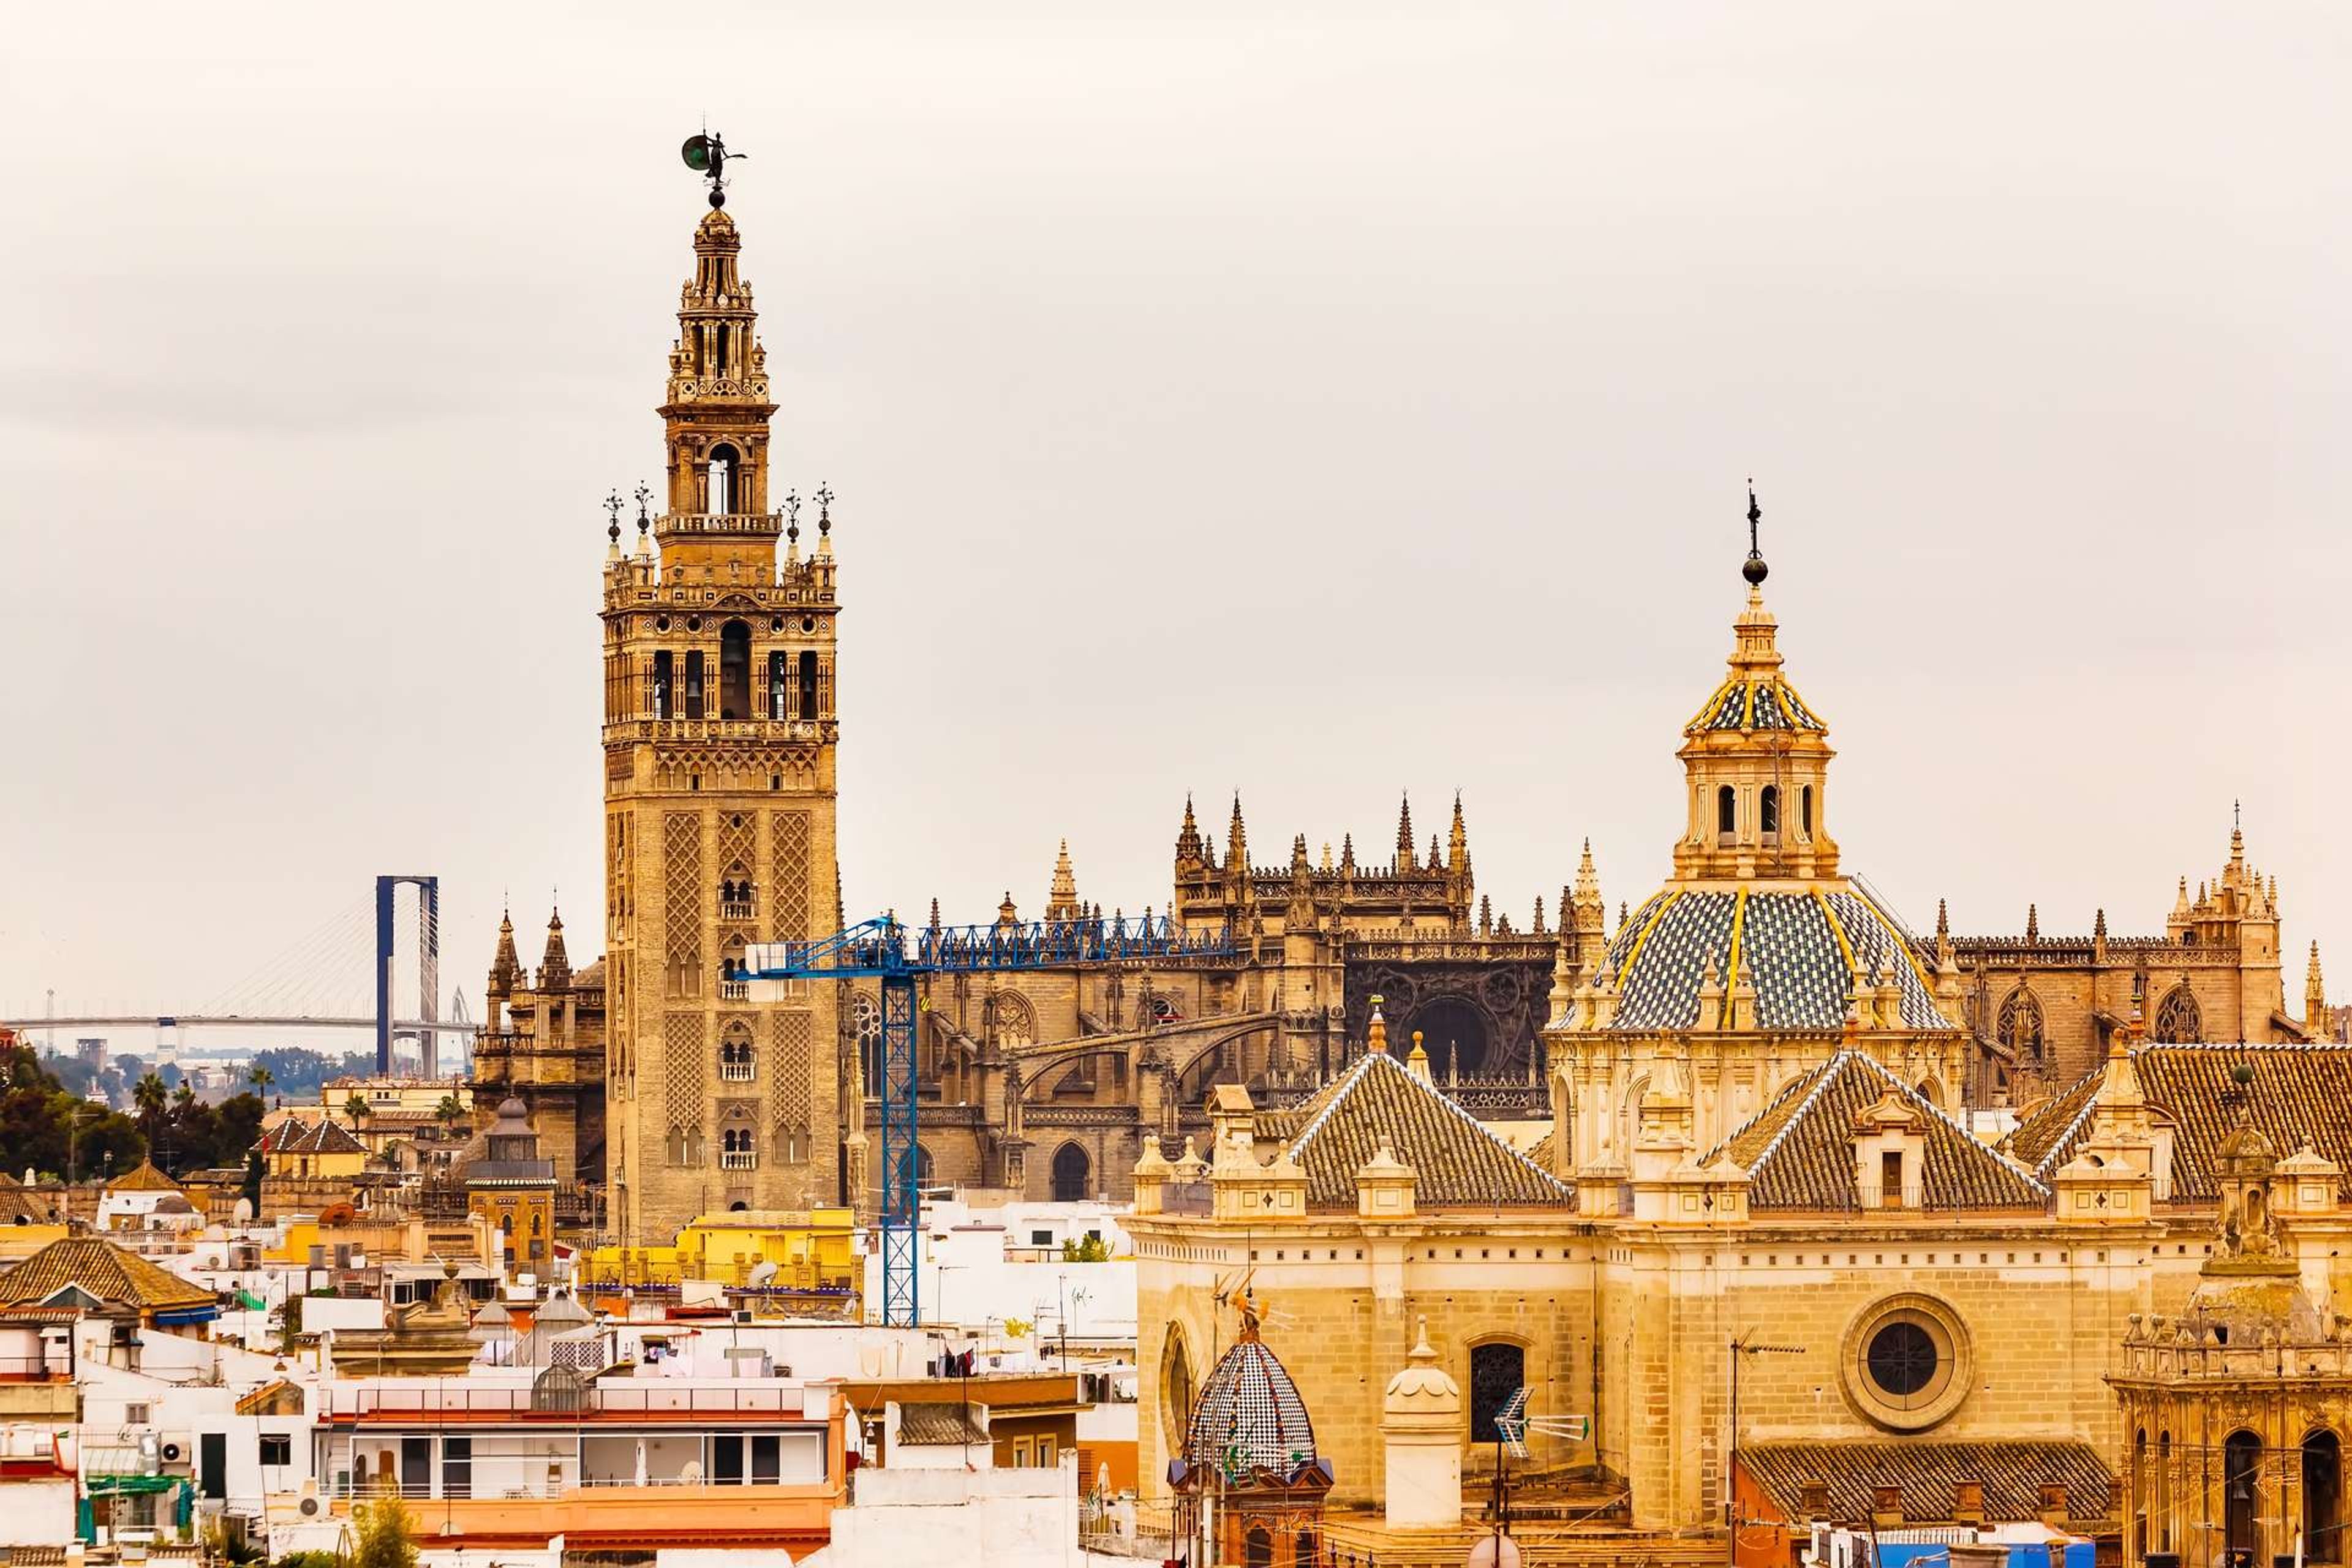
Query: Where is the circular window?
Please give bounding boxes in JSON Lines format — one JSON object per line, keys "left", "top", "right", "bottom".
{"left": 1866, "top": 1321, "right": 1937, "bottom": 1397}
{"left": 687, "top": 616, "right": 703, "bottom": 633}
{"left": 771, "top": 616, "right": 785, "bottom": 633}
{"left": 801, "top": 615, "right": 818, "bottom": 634}
{"left": 1842, "top": 1294, "right": 1970, "bottom": 1431}
{"left": 655, "top": 615, "right": 671, "bottom": 632}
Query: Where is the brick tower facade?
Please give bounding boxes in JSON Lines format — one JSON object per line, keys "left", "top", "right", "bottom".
{"left": 601, "top": 201, "right": 846, "bottom": 1246}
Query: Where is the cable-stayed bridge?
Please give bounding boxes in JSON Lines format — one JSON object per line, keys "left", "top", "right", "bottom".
{"left": 0, "top": 875, "right": 472, "bottom": 1074}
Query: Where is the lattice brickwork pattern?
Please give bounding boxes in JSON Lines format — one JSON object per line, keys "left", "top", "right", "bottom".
{"left": 663, "top": 1012, "right": 705, "bottom": 1132}
{"left": 771, "top": 812, "right": 812, "bottom": 941}
{"left": 771, "top": 1011, "right": 814, "bottom": 1158}
{"left": 718, "top": 810, "right": 756, "bottom": 885}
{"left": 664, "top": 812, "right": 702, "bottom": 990}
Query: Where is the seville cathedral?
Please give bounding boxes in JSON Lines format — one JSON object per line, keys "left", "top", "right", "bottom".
{"left": 463, "top": 190, "right": 2352, "bottom": 1560}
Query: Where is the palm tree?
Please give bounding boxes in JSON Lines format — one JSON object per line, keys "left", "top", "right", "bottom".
{"left": 344, "top": 1091, "right": 372, "bottom": 1126}
{"left": 248, "top": 1064, "right": 274, "bottom": 1098}
{"left": 133, "top": 1072, "right": 167, "bottom": 1139}
{"left": 434, "top": 1093, "right": 467, "bottom": 1133}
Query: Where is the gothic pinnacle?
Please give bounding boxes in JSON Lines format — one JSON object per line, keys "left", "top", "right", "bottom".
{"left": 1395, "top": 793, "right": 1415, "bottom": 867}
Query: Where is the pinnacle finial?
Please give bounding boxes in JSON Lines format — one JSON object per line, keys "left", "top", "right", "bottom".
{"left": 784, "top": 489, "right": 801, "bottom": 544}
{"left": 1743, "top": 480, "right": 1769, "bottom": 586}
{"left": 635, "top": 482, "right": 652, "bottom": 532}
{"left": 816, "top": 483, "right": 834, "bottom": 535}
{"left": 604, "top": 489, "right": 623, "bottom": 544}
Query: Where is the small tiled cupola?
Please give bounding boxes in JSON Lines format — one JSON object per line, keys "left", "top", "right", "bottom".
{"left": 1355, "top": 1143, "right": 1417, "bottom": 1219}
{"left": 1850, "top": 1088, "right": 1927, "bottom": 1209}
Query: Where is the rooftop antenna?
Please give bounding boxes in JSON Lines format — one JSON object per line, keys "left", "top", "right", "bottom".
{"left": 681, "top": 127, "right": 746, "bottom": 208}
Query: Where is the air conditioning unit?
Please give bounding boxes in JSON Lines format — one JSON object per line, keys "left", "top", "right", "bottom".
{"left": 158, "top": 1434, "right": 192, "bottom": 1469}
{"left": 296, "top": 1479, "right": 325, "bottom": 1519}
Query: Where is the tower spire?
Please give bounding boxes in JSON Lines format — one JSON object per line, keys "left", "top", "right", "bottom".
{"left": 1047, "top": 839, "right": 1080, "bottom": 922}
{"left": 1395, "top": 793, "right": 1415, "bottom": 870}
{"left": 1743, "top": 480, "right": 1768, "bottom": 586}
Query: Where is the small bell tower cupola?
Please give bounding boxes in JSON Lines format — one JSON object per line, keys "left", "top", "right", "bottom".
{"left": 1673, "top": 486, "right": 1840, "bottom": 881}
{"left": 656, "top": 168, "right": 779, "bottom": 577}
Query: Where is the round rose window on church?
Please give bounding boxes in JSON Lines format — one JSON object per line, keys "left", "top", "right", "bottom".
{"left": 1842, "top": 1294, "right": 1970, "bottom": 1432}
{"left": 1866, "top": 1321, "right": 1937, "bottom": 1398}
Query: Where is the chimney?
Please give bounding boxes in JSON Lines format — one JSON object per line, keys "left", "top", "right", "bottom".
{"left": 1800, "top": 1480, "right": 1832, "bottom": 1520}
{"left": 2036, "top": 1482, "right": 2068, "bottom": 1529}
{"left": 1951, "top": 1478, "right": 1985, "bottom": 1526}
{"left": 1870, "top": 1484, "right": 1904, "bottom": 1529}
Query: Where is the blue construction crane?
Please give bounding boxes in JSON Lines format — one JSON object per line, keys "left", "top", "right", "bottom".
{"left": 745, "top": 910, "right": 1237, "bottom": 1326}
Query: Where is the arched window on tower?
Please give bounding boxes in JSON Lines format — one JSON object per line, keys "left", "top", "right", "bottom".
{"left": 707, "top": 443, "right": 739, "bottom": 514}
{"left": 799, "top": 649, "right": 820, "bottom": 721}
{"left": 1802, "top": 785, "right": 1814, "bottom": 837}
{"left": 2154, "top": 985, "right": 2203, "bottom": 1044}
{"left": 2308, "top": 1430, "right": 2342, "bottom": 1562}
{"left": 769, "top": 651, "right": 790, "bottom": 720}
{"left": 683, "top": 651, "right": 706, "bottom": 720}
{"left": 1760, "top": 785, "right": 1781, "bottom": 843}
{"left": 650, "top": 650, "right": 674, "bottom": 720}
{"left": 1716, "top": 785, "right": 1736, "bottom": 844}
{"left": 719, "top": 619, "right": 752, "bottom": 721}
{"left": 2225, "top": 1431, "right": 2263, "bottom": 1554}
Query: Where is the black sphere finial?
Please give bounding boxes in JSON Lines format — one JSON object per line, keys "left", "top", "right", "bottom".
{"left": 1742, "top": 479, "right": 1769, "bottom": 586}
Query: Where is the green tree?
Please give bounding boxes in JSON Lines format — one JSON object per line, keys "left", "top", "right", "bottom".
{"left": 435, "top": 1094, "right": 467, "bottom": 1131}
{"left": 247, "top": 1063, "right": 274, "bottom": 1098}
{"left": 1060, "top": 1234, "right": 1113, "bottom": 1263}
{"left": 344, "top": 1091, "right": 372, "bottom": 1126}
{"left": 134, "top": 1072, "right": 168, "bottom": 1141}
{"left": 352, "top": 1492, "right": 419, "bottom": 1568}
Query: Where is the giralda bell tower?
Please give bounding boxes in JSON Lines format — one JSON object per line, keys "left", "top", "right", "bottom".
{"left": 601, "top": 156, "right": 852, "bottom": 1245}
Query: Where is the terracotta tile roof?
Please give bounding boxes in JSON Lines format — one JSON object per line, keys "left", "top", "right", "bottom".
{"left": 2002, "top": 1068, "right": 2104, "bottom": 1178}
{"left": 1262, "top": 1052, "right": 1571, "bottom": 1210}
{"left": 107, "top": 1160, "right": 183, "bottom": 1193}
{"left": 262, "top": 1117, "right": 368, "bottom": 1156}
{"left": 0, "top": 1237, "right": 216, "bottom": 1314}
{"left": 2011, "top": 1042, "right": 2352, "bottom": 1198}
{"left": 896, "top": 1402, "right": 990, "bottom": 1446}
{"left": 1740, "top": 1438, "right": 2114, "bottom": 1525}
{"left": 1703, "top": 1052, "right": 2045, "bottom": 1212}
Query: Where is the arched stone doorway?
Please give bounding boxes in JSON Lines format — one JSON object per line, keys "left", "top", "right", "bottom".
{"left": 1052, "top": 1142, "right": 1092, "bottom": 1203}
{"left": 1406, "top": 996, "right": 1490, "bottom": 1077}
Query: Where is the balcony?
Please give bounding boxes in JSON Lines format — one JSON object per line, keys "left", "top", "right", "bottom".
{"left": 720, "top": 979, "right": 750, "bottom": 1001}
{"left": 722, "top": 902, "right": 757, "bottom": 922}
{"left": 720, "top": 1061, "right": 755, "bottom": 1082}
{"left": 720, "top": 1151, "right": 758, "bottom": 1171}
{"left": 328, "top": 1379, "right": 829, "bottom": 1419}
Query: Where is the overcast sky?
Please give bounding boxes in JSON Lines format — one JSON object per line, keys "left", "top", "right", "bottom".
{"left": 4, "top": 4, "right": 2348, "bottom": 1033}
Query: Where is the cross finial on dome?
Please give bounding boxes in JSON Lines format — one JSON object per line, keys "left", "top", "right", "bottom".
{"left": 1743, "top": 480, "right": 1768, "bottom": 586}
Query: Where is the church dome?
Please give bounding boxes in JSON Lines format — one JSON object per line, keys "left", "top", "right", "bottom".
{"left": 1183, "top": 1302, "right": 1320, "bottom": 1479}
{"left": 1595, "top": 882, "right": 1956, "bottom": 1033}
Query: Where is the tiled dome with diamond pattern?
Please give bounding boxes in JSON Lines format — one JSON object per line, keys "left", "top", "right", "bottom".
{"left": 1183, "top": 1320, "right": 1317, "bottom": 1478}
{"left": 1600, "top": 882, "right": 1954, "bottom": 1031}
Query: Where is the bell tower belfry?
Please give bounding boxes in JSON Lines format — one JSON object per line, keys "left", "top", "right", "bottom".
{"left": 1671, "top": 488, "right": 1841, "bottom": 881}
{"left": 601, "top": 172, "right": 848, "bottom": 1247}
